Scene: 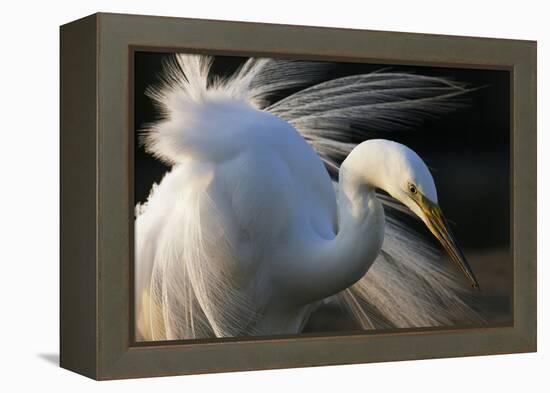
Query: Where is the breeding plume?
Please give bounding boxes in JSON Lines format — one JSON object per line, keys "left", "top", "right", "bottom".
{"left": 135, "top": 55, "right": 481, "bottom": 341}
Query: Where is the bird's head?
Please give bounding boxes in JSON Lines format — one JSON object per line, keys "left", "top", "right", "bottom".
{"left": 354, "top": 139, "right": 480, "bottom": 290}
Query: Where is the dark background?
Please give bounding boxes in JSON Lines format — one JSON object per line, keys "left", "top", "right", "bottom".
{"left": 134, "top": 51, "right": 512, "bottom": 328}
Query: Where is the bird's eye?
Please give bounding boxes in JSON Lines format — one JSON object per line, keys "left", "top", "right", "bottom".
{"left": 408, "top": 184, "right": 417, "bottom": 194}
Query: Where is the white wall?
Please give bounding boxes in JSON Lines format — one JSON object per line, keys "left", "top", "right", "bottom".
{"left": 0, "top": 0, "right": 547, "bottom": 391}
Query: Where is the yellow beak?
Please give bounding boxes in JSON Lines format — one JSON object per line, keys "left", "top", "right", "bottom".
{"left": 416, "top": 194, "right": 480, "bottom": 290}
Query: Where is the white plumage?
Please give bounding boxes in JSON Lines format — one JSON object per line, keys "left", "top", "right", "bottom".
{"left": 135, "top": 54, "right": 481, "bottom": 341}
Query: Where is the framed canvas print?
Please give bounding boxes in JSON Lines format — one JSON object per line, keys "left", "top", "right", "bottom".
{"left": 60, "top": 13, "right": 537, "bottom": 380}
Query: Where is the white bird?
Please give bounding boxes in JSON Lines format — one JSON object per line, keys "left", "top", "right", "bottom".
{"left": 135, "top": 55, "right": 481, "bottom": 341}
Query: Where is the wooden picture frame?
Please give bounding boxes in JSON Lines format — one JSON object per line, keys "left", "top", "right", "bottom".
{"left": 60, "top": 12, "right": 537, "bottom": 380}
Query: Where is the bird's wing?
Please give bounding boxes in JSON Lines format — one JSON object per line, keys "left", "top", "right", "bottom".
{"left": 136, "top": 160, "right": 272, "bottom": 340}
{"left": 136, "top": 55, "right": 334, "bottom": 339}
{"left": 261, "top": 67, "right": 482, "bottom": 328}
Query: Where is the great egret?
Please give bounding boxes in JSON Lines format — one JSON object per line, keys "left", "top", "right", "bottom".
{"left": 135, "top": 55, "right": 481, "bottom": 341}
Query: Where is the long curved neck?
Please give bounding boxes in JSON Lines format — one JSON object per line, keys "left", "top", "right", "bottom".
{"left": 332, "top": 159, "right": 385, "bottom": 285}
{"left": 298, "top": 150, "right": 386, "bottom": 303}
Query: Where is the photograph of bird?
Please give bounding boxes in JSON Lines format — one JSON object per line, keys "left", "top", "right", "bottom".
{"left": 134, "top": 54, "right": 483, "bottom": 341}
